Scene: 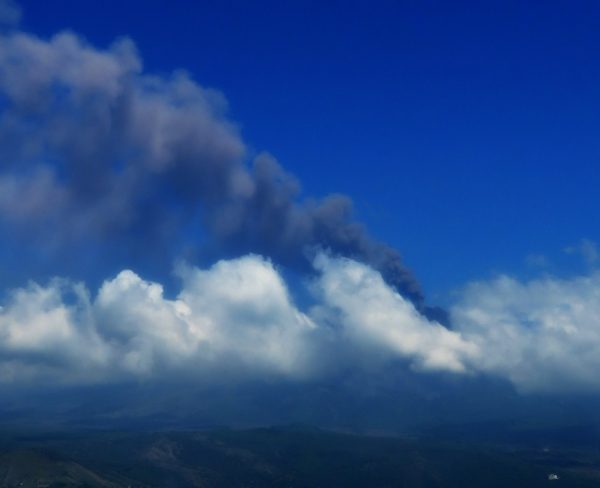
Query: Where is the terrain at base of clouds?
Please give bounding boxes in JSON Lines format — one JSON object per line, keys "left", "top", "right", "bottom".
{"left": 1, "top": 252, "right": 599, "bottom": 394}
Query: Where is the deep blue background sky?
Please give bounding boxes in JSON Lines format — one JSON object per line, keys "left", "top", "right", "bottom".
{"left": 18, "top": 0, "right": 600, "bottom": 302}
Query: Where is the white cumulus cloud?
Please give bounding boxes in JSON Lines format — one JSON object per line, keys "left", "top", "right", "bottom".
{"left": 0, "top": 255, "right": 318, "bottom": 385}
{"left": 314, "top": 254, "right": 479, "bottom": 373}
{"left": 453, "top": 271, "right": 600, "bottom": 392}
{"left": 0, "top": 254, "right": 476, "bottom": 386}
{"left": 2, "top": 253, "right": 599, "bottom": 394}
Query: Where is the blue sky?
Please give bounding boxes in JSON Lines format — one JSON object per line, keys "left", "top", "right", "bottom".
{"left": 17, "top": 0, "right": 600, "bottom": 299}
{"left": 2, "top": 0, "right": 600, "bottom": 420}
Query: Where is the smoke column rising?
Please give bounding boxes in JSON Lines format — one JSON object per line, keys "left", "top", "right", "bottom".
{"left": 0, "top": 30, "right": 423, "bottom": 302}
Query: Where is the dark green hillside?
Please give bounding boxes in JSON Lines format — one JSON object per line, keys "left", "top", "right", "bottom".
{"left": 1, "top": 428, "right": 599, "bottom": 487}
{"left": 0, "top": 448, "right": 117, "bottom": 487}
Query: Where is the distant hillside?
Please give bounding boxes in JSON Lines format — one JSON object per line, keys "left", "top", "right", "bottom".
{"left": 0, "top": 448, "right": 117, "bottom": 487}
{"left": 0, "top": 428, "right": 599, "bottom": 487}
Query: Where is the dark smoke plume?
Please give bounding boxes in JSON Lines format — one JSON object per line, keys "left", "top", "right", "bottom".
{"left": 0, "top": 31, "right": 423, "bottom": 302}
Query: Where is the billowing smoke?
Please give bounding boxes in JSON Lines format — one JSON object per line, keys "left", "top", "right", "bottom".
{"left": 0, "top": 30, "right": 422, "bottom": 302}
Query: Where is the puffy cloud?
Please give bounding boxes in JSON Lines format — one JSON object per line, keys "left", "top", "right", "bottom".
{"left": 3, "top": 253, "right": 600, "bottom": 395}
{"left": 453, "top": 271, "right": 600, "bottom": 393}
{"left": 313, "top": 255, "right": 478, "bottom": 373}
{"left": 0, "top": 254, "right": 470, "bottom": 386}
{"left": 0, "top": 255, "right": 318, "bottom": 385}
{"left": 176, "top": 257, "right": 317, "bottom": 376}
{"left": 93, "top": 256, "right": 318, "bottom": 379}
{"left": 0, "top": 279, "right": 110, "bottom": 383}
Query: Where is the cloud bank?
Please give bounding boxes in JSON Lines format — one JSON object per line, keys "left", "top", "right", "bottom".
{"left": 453, "top": 270, "right": 600, "bottom": 393}
{"left": 2, "top": 251, "right": 599, "bottom": 394}
{"left": 0, "top": 254, "right": 474, "bottom": 386}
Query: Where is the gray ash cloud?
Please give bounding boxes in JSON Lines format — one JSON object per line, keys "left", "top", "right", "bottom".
{"left": 0, "top": 30, "right": 422, "bottom": 303}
